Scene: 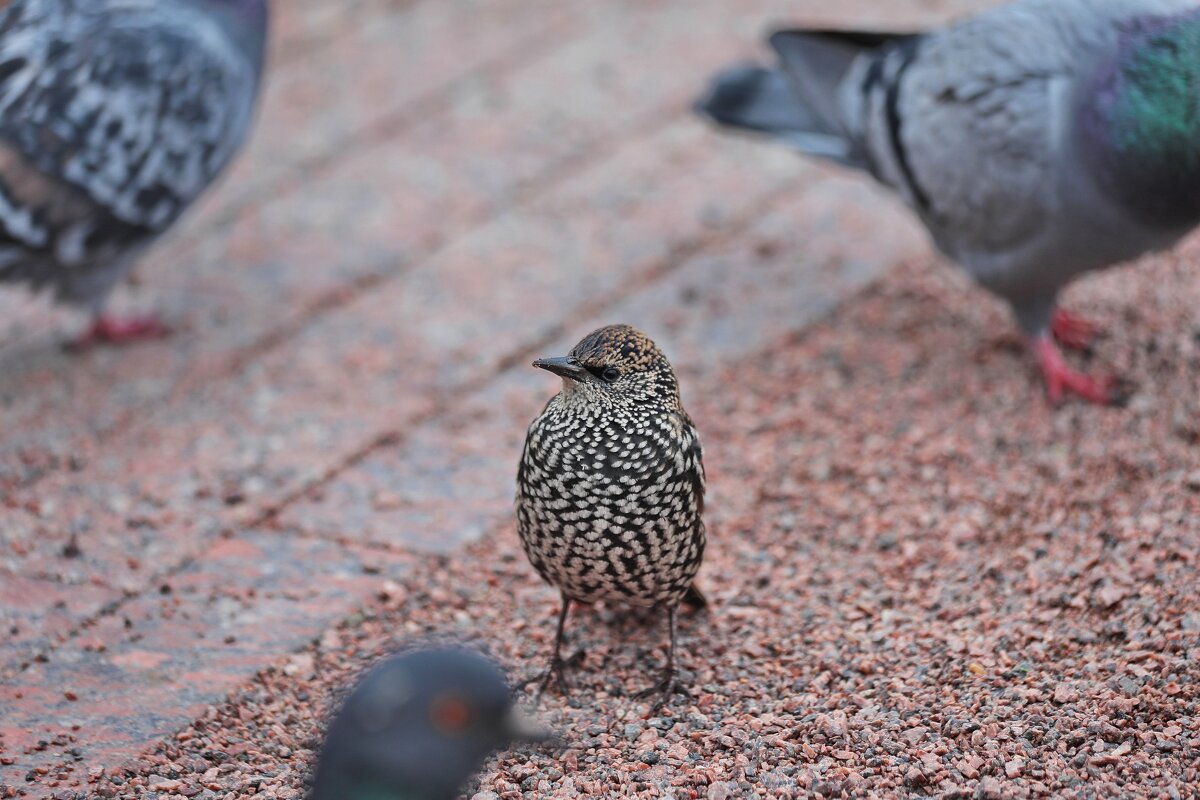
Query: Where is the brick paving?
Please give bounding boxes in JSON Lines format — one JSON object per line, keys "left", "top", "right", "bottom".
{"left": 15, "top": 0, "right": 1183, "bottom": 792}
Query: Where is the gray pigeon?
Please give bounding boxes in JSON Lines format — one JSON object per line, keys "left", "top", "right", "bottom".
{"left": 697, "top": 0, "right": 1200, "bottom": 404}
{"left": 0, "top": 0, "right": 268, "bottom": 346}
{"left": 311, "top": 647, "right": 548, "bottom": 800}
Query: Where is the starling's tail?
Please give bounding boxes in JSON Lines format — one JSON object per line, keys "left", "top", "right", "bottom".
{"left": 682, "top": 583, "right": 708, "bottom": 611}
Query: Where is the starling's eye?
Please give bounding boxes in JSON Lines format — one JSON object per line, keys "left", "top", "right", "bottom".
{"left": 602, "top": 366, "right": 621, "bottom": 382}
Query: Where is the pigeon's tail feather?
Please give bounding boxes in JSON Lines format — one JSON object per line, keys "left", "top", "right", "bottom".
{"left": 695, "top": 64, "right": 861, "bottom": 167}
{"left": 777, "top": 31, "right": 919, "bottom": 143}
{"left": 769, "top": 30, "right": 900, "bottom": 125}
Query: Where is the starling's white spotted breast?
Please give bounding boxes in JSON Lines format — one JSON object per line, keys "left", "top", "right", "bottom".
{"left": 517, "top": 325, "right": 706, "bottom": 608}
{"left": 0, "top": 0, "right": 267, "bottom": 308}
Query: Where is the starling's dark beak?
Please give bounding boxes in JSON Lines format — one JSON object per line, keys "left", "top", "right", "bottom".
{"left": 503, "top": 705, "right": 553, "bottom": 743}
{"left": 532, "top": 356, "right": 588, "bottom": 382}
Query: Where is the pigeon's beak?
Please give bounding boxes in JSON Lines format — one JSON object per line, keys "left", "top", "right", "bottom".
{"left": 502, "top": 705, "right": 553, "bottom": 743}
{"left": 532, "top": 356, "right": 588, "bottom": 382}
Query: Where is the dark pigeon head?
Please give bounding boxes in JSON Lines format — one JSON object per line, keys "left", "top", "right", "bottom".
{"left": 310, "top": 648, "right": 548, "bottom": 800}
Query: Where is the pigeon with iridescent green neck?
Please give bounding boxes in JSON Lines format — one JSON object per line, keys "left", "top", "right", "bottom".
{"left": 697, "top": 0, "right": 1200, "bottom": 405}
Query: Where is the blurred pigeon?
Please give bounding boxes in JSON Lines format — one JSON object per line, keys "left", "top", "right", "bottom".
{"left": 311, "top": 647, "right": 548, "bottom": 800}
{"left": 0, "top": 0, "right": 268, "bottom": 347}
{"left": 697, "top": 0, "right": 1200, "bottom": 404}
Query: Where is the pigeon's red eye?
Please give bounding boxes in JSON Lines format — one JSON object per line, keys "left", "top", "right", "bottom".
{"left": 430, "top": 694, "right": 473, "bottom": 734}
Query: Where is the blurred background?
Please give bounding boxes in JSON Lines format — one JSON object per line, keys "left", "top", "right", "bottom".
{"left": 0, "top": 0, "right": 978, "bottom": 553}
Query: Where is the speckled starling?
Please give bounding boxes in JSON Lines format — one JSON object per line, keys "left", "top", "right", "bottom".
{"left": 0, "top": 0, "right": 268, "bottom": 346}
{"left": 516, "top": 324, "right": 706, "bottom": 709}
{"left": 311, "top": 647, "right": 548, "bottom": 800}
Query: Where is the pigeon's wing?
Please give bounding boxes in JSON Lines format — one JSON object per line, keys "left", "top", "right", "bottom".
{"left": 845, "top": 3, "right": 1082, "bottom": 269}
{"left": 768, "top": 0, "right": 1200, "bottom": 305}
{"left": 763, "top": 8, "right": 1070, "bottom": 269}
{"left": 0, "top": 1, "right": 258, "bottom": 298}
{"left": 852, "top": 0, "right": 1197, "bottom": 261}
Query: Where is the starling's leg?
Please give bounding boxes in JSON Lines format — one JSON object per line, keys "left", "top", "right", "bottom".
{"left": 1050, "top": 308, "right": 1100, "bottom": 351}
{"left": 1029, "top": 334, "right": 1117, "bottom": 406}
{"left": 521, "top": 598, "right": 573, "bottom": 703}
{"left": 636, "top": 606, "right": 691, "bottom": 714}
{"left": 69, "top": 314, "right": 170, "bottom": 350}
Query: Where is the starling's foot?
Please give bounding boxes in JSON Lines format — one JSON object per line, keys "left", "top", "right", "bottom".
{"left": 522, "top": 659, "right": 571, "bottom": 704}
{"left": 1030, "top": 336, "right": 1118, "bottom": 406}
{"left": 1051, "top": 308, "right": 1101, "bottom": 351}
{"left": 69, "top": 315, "right": 170, "bottom": 350}
{"left": 520, "top": 649, "right": 583, "bottom": 704}
{"left": 636, "top": 668, "right": 691, "bottom": 715}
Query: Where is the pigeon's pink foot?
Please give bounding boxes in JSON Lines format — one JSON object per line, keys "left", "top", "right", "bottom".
{"left": 1030, "top": 335, "right": 1115, "bottom": 406}
{"left": 1050, "top": 308, "right": 1100, "bottom": 351}
{"left": 70, "top": 314, "right": 171, "bottom": 350}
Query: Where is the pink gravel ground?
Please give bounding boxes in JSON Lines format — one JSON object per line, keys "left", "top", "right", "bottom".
{"left": 64, "top": 243, "right": 1200, "bottom": 799}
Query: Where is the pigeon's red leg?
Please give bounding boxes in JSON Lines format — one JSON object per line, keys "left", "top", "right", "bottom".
{"left": 70, "top": 314, "right": 170, "bottom": 350}
{"left": 1029, "top": 334, "right": 1115, "bottom": 405}
{"left": 1050, "top": 308, "right": 1099, "bottom": 351}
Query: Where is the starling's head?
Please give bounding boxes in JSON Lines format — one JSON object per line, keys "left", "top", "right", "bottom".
{"left": 533, "top": 324, "right": 682, "bottom": 409}
{"left": 311, "top": 647, "right": 548, "bottom": 800}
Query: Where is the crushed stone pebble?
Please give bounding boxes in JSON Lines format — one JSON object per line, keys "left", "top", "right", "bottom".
{"left": 19, "top": 249, "right": 1200, "bottom": 798}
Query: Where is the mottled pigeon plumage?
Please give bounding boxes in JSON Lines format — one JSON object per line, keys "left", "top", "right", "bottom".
{"left": 698, "top": 0, "right": 1200, "bottom": 404}
{"left": 0, "top": 0, "right": 268, "bottom": 345}
{"left": 311, "top": 647, "right": 548, "bottom": 800}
